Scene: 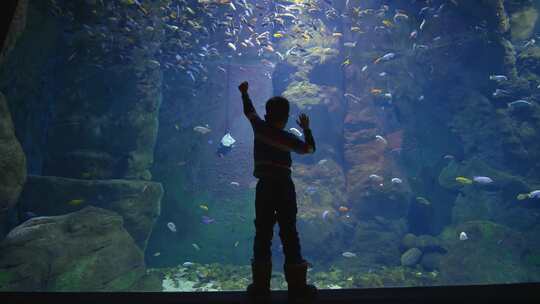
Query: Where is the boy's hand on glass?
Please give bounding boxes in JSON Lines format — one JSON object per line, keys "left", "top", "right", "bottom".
{"left": 238, "top": 81, "right": 249, "bottom": 94}
{"left": 296, "top": 113, "right": 310, "bottom": 130}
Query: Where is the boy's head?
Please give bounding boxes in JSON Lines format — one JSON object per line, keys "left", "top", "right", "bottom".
{"left": 264, "top": 96, "right": 289, "bottom": 129}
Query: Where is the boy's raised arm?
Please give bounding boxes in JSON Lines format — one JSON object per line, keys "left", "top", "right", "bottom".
{"left": 239, "top": 81, "right": 259, "bottom": 121}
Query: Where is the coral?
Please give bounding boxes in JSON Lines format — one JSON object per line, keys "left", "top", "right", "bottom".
{"left": 438, "top": 221, "right": 528, "bottom": 284}
{"left": 510, "top": 6, "right": 538, "bottom": 41}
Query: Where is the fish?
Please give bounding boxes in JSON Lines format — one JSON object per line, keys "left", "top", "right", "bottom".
{"left": 419, "top": 19, "right": 426, "bottom": 30}
{"left": 529, "top": 190, "right": 540, "bottom": 199}
{"left": 416, "top": 197, "right": 431, "bottom": 205}
{"left": 322, "top": 210, "right": 330, "bottom": 220}
{"left": 516, "top": 193, "right": 529, "bottom": 200}
{"left": 167, "top": 222, "right": 177, "bottom": 232}
{"left": 523, "top": 38, "right": 536, "bottom": 48}
{"left": 473, "top": 176, "right": 493, "bottom": 184}
{"left": 200, "top": 204, "right": 209, "bottom": 211}
{"left": 153, "top": 252, "right": 161, "bottom": 257}
{"left": 391, "top": 178, "right": 403, "bottom": 184}
{"left": 489, "top": 75, "right": 508, "bottom": 82}
{"left": 342, "top": 251, "right": 357, "bottom": 258}
{"left": 382, "top": 20, "right": 393, "bottom": 27}
{"left": 393, "top": 12, "right": 409, "bottom": 22}
{"left": 361, "top": 65, "right": 368, "bottom": 72}
{"left": 508, "top": 100, "right": 532, "bottom": 109}
{"left": 227, "top": 42, "right": 237, "bottom": 51}
{"left": 343, "top": 42, "right": 357, "bottom": 48}
{"left": 67, "top": 199, "right": 84, "bottom": 206}
{"left": 371, "top": 88, "right": 383, "bottom": 95}
{"left": 234, "top": 241, "right": 239, "bottom": 247}
{"left": 201, "top": 215, "right": 215, "bottom": 224}
{"left": 369, "top": 174, "right": 384, "bottom": 182}
{"left": 194, "top": 125, "right": 212, "bottom": 134}
{"left": 192, "top": 243, "right": 200, "bottom": 251}
{"left": 375, "top": 135, "right": 388, "bottom": 145}
{"left": 341, "top": 58, "right": 351, "bottom": 66}
{"left": 459, "top": 232, "right": 468, "bottom": 241}
{"left": 230, "top": 181, "right": 240, "bottom": 186}
{"left": 332, "top": 32, "right": 343, "bottom": 37}
{"left": 374, "top": 52, "right": 396, "bottom": 64}
{"left": 338, "top": 206, "right": 349, "bottom": 212}
{"left": 492, "top": 89, "right": 509, "bottom": 98}
{"left": 455, "top": 177, "right": 473, "bottom": 184}
{"left": 344, "top": 93, "right": 361, "bottom": 103}
{"left": 410, "top": 30, "right": 418, "bottom": 39}
{"left": 305, "top": 185, "right": 318, "bottom": 195}
{"left": 290, "top": 128, "right": 303, "bottom": 137}
{"left": 318, "top": 159, "right": 328, "bottom": 165}
{"left": 273, "top": 32, "right": 284, "bottom": 38}
{"left": 221, "top": 133, "right": 236, "bottom": 147}
{"left": 183, "top": 261, "right": 195, "bottom": 266}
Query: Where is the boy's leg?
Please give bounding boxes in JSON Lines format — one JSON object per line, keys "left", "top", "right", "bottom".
{"left": 253, "top": 179, "right": 277, "bottom": 262}
{"left": 276, "top": 178, "right": 303, "bottom": 265}
{"left": 277, "top": 178, "right": 318, "bottom": 303}
{"left": 248, "top": 179, "right": 276, "bottom": 303}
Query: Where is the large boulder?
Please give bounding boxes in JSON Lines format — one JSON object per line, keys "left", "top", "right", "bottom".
{"left": 0, "top": 0, "right": 28, "bottom": 65}
{"left": 0, "top": 92, "right": 26, "bottom": 219}
{"left": 400, "top": 248, "right": 422, "bottom": 267}
{"left": 17, "top": 175, "right": 162, "bottom": 251}
{"left": 0, "top": 206, "right": 158, "bottom": 291}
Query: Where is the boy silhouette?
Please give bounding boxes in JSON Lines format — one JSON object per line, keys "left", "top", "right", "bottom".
{"left": 239, "top": 81, "right": 318, "bottom": 304}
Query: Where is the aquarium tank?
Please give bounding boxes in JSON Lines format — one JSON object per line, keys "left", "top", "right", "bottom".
{"left": 1, "top": 0, "right": 540, "bottom": 293}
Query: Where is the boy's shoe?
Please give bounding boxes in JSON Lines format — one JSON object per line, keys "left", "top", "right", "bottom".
{"left": 284, "top": 260, "right": 318, "bottom": 304}
{"left": 246, "top": 259, "right": 272, "bottom": 304}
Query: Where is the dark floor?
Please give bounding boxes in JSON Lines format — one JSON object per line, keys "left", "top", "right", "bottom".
{"left": 1, "top": 283, "right": 540, "bottom": 304}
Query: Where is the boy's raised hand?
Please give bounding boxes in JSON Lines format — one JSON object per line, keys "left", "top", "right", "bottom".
{"left": 238, "top": 81, "right": 249, "bottom": 94}
{"left": 296, "top": 113, "right": 310, "bottom": 130}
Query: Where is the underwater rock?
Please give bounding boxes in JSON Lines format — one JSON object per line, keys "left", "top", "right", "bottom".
{"left": 349, "top": 219, "right": 407, "bottom": 267}
{"left": 420, "top": 252, "right": 443, "bottom": 271}
{"left": 17, "top": 175, "right": 162, "bottom": 251}
{"left": 0, "top": 93, "right": 26, "bottom": 222}
{"left": 0, "top": 0, "right": 27, "bottom": 65}
{"left": 400, "top": 248, "right": 422, "bottom": 267}
{"left": 438, "top": 220, "right": 528, "bottom": 284}
{"left": 0, "top": 206, "right": 149, "bottom": 291}
{"left": 401, "top": 233, "right": 417, "bottom": 250}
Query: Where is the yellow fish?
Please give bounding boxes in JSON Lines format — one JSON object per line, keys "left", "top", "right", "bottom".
{"left": 516, "top": 193, "right": 529, "bottom": 200}
{"left": 273, "top": 33, "right": 284, "bottom": 38}
{"left": 341, "top": 58, "right": 351, "bottom": 66}
{"left": 200, "top": 204, "right": 209, "bottom": 211}
{"left": 382, "top": 20, "right": 393, "bottom": 27}
{"left": 67, "top": 199, "right": 84, "bottom": 206}
{"left": 455, "top": 177, "right": 473, "bottom": 184}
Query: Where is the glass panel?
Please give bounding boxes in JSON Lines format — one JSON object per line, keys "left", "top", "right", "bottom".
{"left": 1, "top": 0, "right": 539, "bottom": 292}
